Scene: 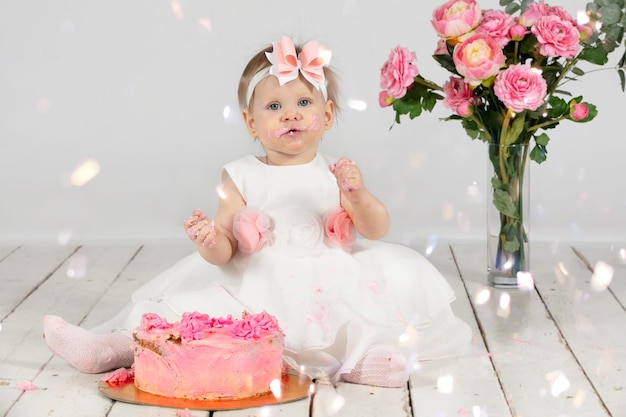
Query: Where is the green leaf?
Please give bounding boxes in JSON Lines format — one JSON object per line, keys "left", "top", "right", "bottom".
{"left": 548, "top": 96, "right": 568, "bottom": 118}
{"left": 619, "top": 68, "right": 626, "bottom": 92}
{"left": 599, "top": 4, "right": 622, "bottom": 25}
{"left": 571, "top": 67, "right": 586, "bottom": 76}
{"left": 534, "top": 133, "right": 550, "bottom": 147}
{"left": 493, "top": 188, "right": 519, "bottom": 218}
{"left": 502, "top": 114, "right": 526, "bottom": 146}
{"left": 432, "top": 53, "right": 458, "bottom": 75}
{"left": 505, "top": 3, "right": 520, "bottom": 14}
{"left": 579, "top": 45, "right": 610, "bottom": 65}
{"left": 530, "top": 143, "right": 548, "bottom": 164}
{"left": 499, "top": 0, "right": 514, "bottom": 5}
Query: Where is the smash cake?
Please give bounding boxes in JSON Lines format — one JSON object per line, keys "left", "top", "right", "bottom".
{"left": 131, "top": 310, "right": 284, "bottom": 400}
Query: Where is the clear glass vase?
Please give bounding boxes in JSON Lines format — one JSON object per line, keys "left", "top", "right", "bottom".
{"left": 487, "top": 143, "right": 530, "bottom": 288}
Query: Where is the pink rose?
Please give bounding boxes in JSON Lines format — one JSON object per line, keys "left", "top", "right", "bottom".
{"left": 378, "top": 90, "right": 393, "bottom": 107}
{"left": 434, "top": 38, "right": 449, "bottom": 55}
{"left": 140, "top": 313, "right": 173, "bottom": 332}
{"left": 323, "top": 207, "right": 356, "bottom": 251}
{"left": 578, "top": 24, "right": 593, "bottom": 42}
{"left": 442, "top": 76, "right": 478, "bottom": 117}
{"left": 101, "top": 367, "right": 134, "bottom": 385}
{"left": 570, "top": 103, "right": 589, "bottom": 121}
{"left": 379, "top": 46, "right": 418, "bottom": 99}
{"left": 531, "top": 15, "right": 580, "bottom": 59}
{"left": 233, "top": 207, "right": 273, "bottom": 254}
{"left": 431, "top": 0, "right": 482, "bottom": 39}
{"left": 509, "top": 23, "right": 529, "bottom": 41}
{"left": 518, "top": 1, "right": 552, "bottom": 27}
{"left": 494, "top": 64, "right": 547, "bottom": 112}
{"left": 476, "top": 9, "right": 516, "bottom": 48}
{"left": 177, "top": 312, "right": 212, "bottom": 342}
{"left": 453, "top": 33, "right": 506, "bottom": 85}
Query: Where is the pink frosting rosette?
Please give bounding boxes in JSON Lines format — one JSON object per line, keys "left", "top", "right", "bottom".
{"left": 323, "top": 207, "right": 356, "bottom": 252}
{"left": 177, "top": 311, "right": 213, "bottom": 342}
{"left": 140, "top": 312, "right": 174, "bottom": 332}
{"left": 233, "top": 207, "right": 273, "bottom": 254}
{"left": 231, "top": 311, "right": 281, "bottom": 340}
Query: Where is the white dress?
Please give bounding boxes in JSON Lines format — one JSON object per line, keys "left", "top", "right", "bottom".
{"left": 94, "top": 153, "right": 471, "bottom": 379}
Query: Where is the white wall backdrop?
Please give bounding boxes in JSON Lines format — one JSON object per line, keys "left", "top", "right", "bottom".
{"left": 1, "top": 0, "right": 625, "bottom": 246}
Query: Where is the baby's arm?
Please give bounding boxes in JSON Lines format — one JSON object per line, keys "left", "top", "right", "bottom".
{"left": 330, "top": 158, "right": 390, "bottom": 240}
{"left": 182, "top": 176, "right": 245, "bottom": 265}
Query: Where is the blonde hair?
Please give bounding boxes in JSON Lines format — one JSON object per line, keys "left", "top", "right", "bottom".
{"left": 237, "top": 42, "right": 340, "bottom": 112}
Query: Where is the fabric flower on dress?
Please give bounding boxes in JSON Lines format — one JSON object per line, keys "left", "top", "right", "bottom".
{"left": 233, "top": 207, "right": 273, "bottom": 254}
{"left": 324, "top": 207, "right": 356, "bottom": 252}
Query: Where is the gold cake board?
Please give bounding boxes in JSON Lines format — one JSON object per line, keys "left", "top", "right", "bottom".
{"left": 98, "top": 373, "right": 312, "bottom": 411}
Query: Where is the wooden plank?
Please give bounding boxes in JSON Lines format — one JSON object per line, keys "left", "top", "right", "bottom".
{"left": 571, "top": 243, "right": 626, "bottom": 313}
{"left": 409, "top": 244, "right": 512, "bottom": 417}
{"left": 0, "top": 245, "right": 78, "bottom": 320}
{"left": 533, "top": 243, "right": 625, "bottom": 416}
{"left": 1, "top": 244, "right": 140, "bottom": 417}
{"left": 81, "top": 241, "right": 194, "bottom": 330}
{"left": 25, "top": 243, "right": 193, "bottom": 417}
{"left": 452, "top": 242, "right": 611, "bottom": 417}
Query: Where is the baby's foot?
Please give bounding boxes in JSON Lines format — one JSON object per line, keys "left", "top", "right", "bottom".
{"left": 42, "top": 315, "right": 133, "bottom": 374}
{"left": 342, "top": 350, "right": 409, "bottom": 388}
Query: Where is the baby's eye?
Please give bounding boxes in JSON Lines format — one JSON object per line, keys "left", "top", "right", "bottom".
{"left": 268, "top": 103, "right": 281, "bottom": 111}
{"left": 298, "top": 99, "right": 310, "bottom": 107}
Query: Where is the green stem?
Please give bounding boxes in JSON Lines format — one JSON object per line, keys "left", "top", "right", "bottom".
{"left": 528, "top": 115, "right": 567, "bottom": 133}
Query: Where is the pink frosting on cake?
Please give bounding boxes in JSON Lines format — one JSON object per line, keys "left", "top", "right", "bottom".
{"left": 133, "top": 311, "right": 284, "bottom": 400}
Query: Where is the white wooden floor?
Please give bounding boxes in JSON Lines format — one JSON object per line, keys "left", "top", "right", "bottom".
{"left": 1, "top": 241, "right": 624, "bottom": 417}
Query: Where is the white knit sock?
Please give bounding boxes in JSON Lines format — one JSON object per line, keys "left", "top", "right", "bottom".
{"left": 43, "top": 315, "right": 134, "bottom": 374}
{"left": 342, "top": 350, "right": 409, "bottom": 388}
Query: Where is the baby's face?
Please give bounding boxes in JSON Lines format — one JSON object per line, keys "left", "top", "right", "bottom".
{"left": 243, "top": 75, "right": 334, "bottom": 164}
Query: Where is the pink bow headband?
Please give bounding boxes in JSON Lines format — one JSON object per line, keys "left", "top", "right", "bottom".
{"left": 245, "top": 36, "right": 329, "bottom": 107}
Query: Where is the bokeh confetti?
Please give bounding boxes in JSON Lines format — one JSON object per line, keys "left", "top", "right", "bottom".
{"left": 591, "top": 260, "right": 614, "bottom": 292}
{"left": 70, "top": 159, "right": 100, "bottom": 186}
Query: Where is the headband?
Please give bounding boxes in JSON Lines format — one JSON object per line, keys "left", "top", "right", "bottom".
{"left": 245, "top": 36, "right": 328, "bottom": 107}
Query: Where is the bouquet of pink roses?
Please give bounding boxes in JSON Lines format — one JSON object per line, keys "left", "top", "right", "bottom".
{"left": 378, "top": 0, "right": 625, "bottom": 285}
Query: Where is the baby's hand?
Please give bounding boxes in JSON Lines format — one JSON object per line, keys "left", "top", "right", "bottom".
{"left": 329, "top": 158, "right": 363, "bottom": 203}
{"left": 183, "top": 209, "right": 219, "bottom": 248}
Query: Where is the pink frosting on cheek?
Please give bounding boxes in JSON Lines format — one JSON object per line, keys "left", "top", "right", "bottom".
{"left": 308, "top": 116, "right": 320, "bottom": 131}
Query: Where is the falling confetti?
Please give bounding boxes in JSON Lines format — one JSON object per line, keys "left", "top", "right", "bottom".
{"left": 38, "top": 96, "right": 51, "bottom": 114}
{"left": 67, "top": 253, "right": 88, "bottom": 279}
{"left": 591, "top": 261, "right": 614, "bottom": 292}
{"left": 171, "top": 0, "right": 184, "bottom": 20}
{"left": 347, "top": 99, "right": 367, "bottom": 111}
{"left": 474, "top": 288, "right": 491, "bottom": 305}
{"left": 70, "top": 159, "right": 100, "bottom": 186}
{"left": 269, "top": 378, "right": 281, "bottom": 399}
{"left": 546, "top": 370, "right": 570, "bottom": 397}
{"left": 437, "top": 375, "right": 454, "bottom": 393}
{"left": 198, "top": 17, "right": 212, "bottom": 31}
{"left": 516, "top": 271, "right": 534, "bottom": 291}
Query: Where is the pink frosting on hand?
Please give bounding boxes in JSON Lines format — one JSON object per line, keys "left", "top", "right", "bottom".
{"left": 101, "top": 367, "right": 134, "bottom": 385}
{"left": 140, "top": 313, "right": 174, "bottom": 332}
{"left": 324, "top": 207, "right": 356, "bottom": 251}
{"left": 233, "top": 207, "right": 273, "bottom": 254}
{"left": 177, "top": 312, "right": 214, "bottom": 342}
